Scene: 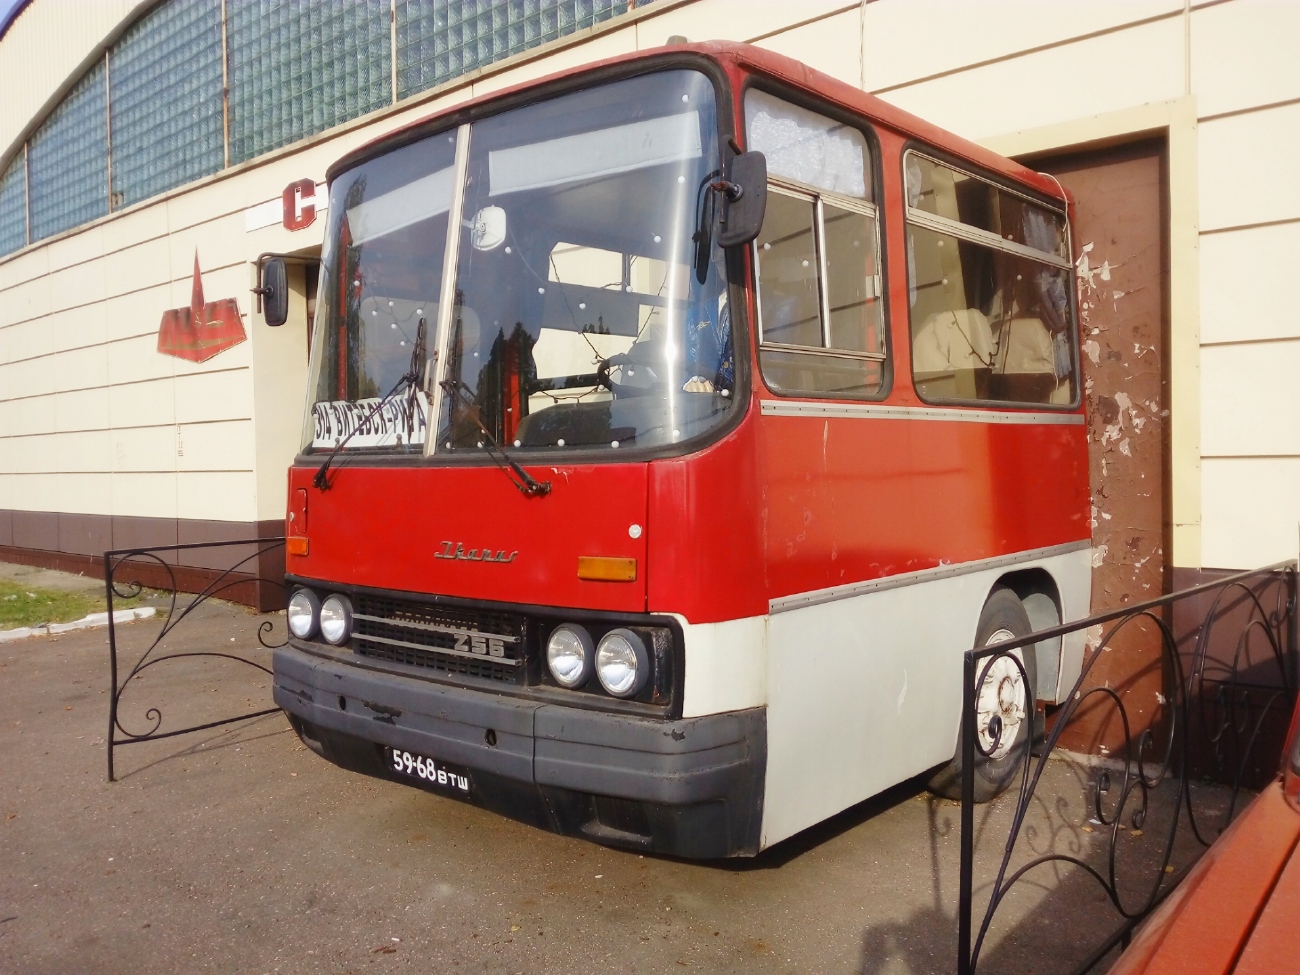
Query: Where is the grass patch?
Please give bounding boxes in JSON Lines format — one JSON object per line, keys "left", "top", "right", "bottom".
{"left": 0, "top": 578, "right": 147, "bottom": 630}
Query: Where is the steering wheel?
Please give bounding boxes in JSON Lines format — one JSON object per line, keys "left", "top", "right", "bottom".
{"left": 596, "top": 349, "right": 710, "bottom": 398}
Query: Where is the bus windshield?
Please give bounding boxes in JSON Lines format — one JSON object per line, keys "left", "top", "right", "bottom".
{"left": 305, "top": 69, "right": 735, "bottom": 457}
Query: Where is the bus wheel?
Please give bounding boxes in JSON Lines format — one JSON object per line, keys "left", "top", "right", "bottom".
{"left": 926, "top": 588, "right": 1037, "bottom": 803}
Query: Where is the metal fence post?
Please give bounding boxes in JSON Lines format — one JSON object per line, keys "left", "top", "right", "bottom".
{"left": 958, "top": 648, "right": 976, "bottom": 975}
{"left": 104, "top": 551, "right": 117, "bottom": 782}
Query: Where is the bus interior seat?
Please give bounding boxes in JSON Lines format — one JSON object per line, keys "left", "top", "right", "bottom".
{"left": 990, "top": 315, "right": 1058, "bottom": 403}
{"left": 912, "top": 307, "right": 993, "bottom": 399}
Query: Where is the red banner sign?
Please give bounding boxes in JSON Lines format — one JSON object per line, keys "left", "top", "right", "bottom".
{"left": 157, "top": 251, "right": 247, "bottom": 363}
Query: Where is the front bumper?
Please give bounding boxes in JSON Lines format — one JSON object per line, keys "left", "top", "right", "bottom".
{"left": 274, "top": 643, "right": 766, "bottom": 857}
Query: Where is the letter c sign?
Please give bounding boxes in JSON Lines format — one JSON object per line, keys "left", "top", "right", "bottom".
{"left": 282, "top": 179, "right": 317, "bottom": 231}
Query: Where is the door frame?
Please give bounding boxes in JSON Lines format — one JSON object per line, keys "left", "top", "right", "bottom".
{"left": 979, "top": 97, "right": 1200, "bottom": 571}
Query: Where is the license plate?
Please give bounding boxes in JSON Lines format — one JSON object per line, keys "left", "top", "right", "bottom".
{"left": 385, "top": 747, "right": 472, "bottom": 796}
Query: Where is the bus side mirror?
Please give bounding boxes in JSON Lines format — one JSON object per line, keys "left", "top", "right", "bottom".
{"left": 255, "top": 257, "right": 288, "bottom": 326}
{"left": 717, "top": 150, "right": 767, "bottom": 248}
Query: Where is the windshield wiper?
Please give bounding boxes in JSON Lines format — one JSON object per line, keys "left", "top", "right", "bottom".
{"left": 439, "top": 379, "right": 552, "bottom": 498}
{"left": 313, "top": 317, "right": 428, "bottom": 491}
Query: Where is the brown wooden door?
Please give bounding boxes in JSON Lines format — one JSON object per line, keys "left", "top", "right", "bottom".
{"left": 1031, "top": 140, "right": 1169, "bottom": 750}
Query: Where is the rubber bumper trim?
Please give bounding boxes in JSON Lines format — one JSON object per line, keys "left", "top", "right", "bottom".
{"left": 273, "top": 643, "right": 766, "bottom": 851}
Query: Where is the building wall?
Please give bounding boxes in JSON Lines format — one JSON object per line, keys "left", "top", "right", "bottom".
{"left": 0, "top": 0, "right": 141, "bottom": 160}
{"left": 1, "top": 0, "right": 1297, "bottom": 573}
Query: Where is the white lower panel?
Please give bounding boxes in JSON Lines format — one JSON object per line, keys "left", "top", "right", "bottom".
{"left": 759, "top": 547, "right": 1091, "bottom": 849}
{"left": 679, "top": 616, "right": 768, "bottom": 718}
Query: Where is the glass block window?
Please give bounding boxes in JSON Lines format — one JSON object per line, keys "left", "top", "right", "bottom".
{"left": 0, "top": 154, "right": 25, "bottom": 256}
{"left": 397, "top": 0, "right": 629, "bottom": 99}
{"left": 27, "top": 61, "right": 108, "bottom": 242}
{"left": 228, "top": 0, "right": 393, "bottom": 164}
{"left": 110, "top": 0, "right": 224, "bottom": 208}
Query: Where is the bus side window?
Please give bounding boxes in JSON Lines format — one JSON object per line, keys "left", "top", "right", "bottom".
{"left": 905, "top": 151, "right": 1077, "bottom": 407}
{"left": 746, "top": 90, "right": 886, "bottom": 399}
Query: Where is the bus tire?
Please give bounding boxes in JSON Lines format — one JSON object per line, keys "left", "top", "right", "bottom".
{"left": 926, "top": 587, "right": 1037, "bottom": 803}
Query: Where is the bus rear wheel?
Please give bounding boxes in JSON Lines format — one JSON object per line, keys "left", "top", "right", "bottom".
{"left": 927, "top": 588, "right": 1036, "bottom": 802}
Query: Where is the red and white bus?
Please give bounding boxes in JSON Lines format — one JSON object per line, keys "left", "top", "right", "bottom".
{"left": 267, "top": 41, "right": 1091, "bottom": 858}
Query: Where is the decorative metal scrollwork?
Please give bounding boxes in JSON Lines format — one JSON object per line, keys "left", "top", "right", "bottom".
{"left": 104, "top": 537, "right": 287, "bottom": 782}
{"left": 957, "top": 561, "right": 1296, "bottom": 975}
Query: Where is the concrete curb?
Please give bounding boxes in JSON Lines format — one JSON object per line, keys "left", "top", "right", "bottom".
{"left": 0, "top": 606, "right": 157, "bottom": 643}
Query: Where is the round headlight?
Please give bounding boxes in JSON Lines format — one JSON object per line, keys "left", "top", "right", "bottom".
{"left": 596, "top": 628, "right": 649, "bottom": 698}
{"left": 319, "top": 594, "right": 353, "bottom": 646}
{"left": 287, "top": 588, "right": 320, "bottom": 639}
{"left": 547, "top": 624, "right": 594, "bottom": 688}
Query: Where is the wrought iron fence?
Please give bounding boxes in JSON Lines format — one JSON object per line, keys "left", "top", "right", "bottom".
{"left": 957, "top": 560, "right": 1297, "bottom": 975}
{"left": 104, "top": 537, "right": 287, "bottom": 782}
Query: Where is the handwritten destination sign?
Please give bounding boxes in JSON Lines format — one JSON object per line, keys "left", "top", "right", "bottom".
{"left": 312, "top": 394, "right": 427, "bottom": 449}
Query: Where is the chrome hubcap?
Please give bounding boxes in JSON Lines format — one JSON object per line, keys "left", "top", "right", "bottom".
{"left": 976, "top": 627, "right": 1026, "bottom": 761}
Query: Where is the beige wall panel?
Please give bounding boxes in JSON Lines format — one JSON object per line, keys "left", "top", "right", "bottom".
{"left": 875, "top": 18, "right": 1184, "bottom": 142}
{"left": 55, "top": 385, "right": 110, "bottom": 434}
{"left": 636, "top": 0, "right": 845, "bottom": 50}
{"left": 251, "top": 274, "right": 310, "bottom": 521}
{"left": 111, "top": 424, "right": 177, "bottom": 473}
{"left": 2, "top": 393, "right": 55, "bottom": 438}
{"left": 471, "top": 29, "right": 637, "bottom": 98}
{"left": 100, "top": 199, "right": 169, "bottom": 254}
{"left": 245, "top": 220, "right": 327, "bottom": 266}
{"left": 1200, "top": 222, "right": 1300, "bottom": 345}
{"left": 107, "top": 332, "right": 174, "bottom": 387}
{"left": 102, "top": 234, "right": 173, "bottom": 299}
{"left": 0, "top": 245, "right": 50, "bottom": 292}
{"left": 178, "top": 419, "right": 255, "bottom": 473}
{"left": 174, "top": 368, "right": 253, "bottom": 425}
{"left": 55, "top": 471, "right": 113, "bottom": 516}
{"left": 1202, "top": 457, "right": 1300, "bottom": 569}
{"left": 754, "top": 10, "right": 860, "bottom": 87}
{"left": 1192, "top": 0, "right": 1300, "bottom": 119}
{"left": 862, "top": 0, "right": 1179, "bottom": 93}
{"left": 6, "top": 431, "right": 47, "bottom": 474}
{"left": 0, "top": 0, "right": 136, "bottom": 157}
{"left": 48, "top": 256, "right": 107, "bottom": 314}
{"left": 102, "top": 284, "right": 172, "bottom": 343}
{"left": 0, "top": 357, "right": 52, "bottom": 401}
{"left": 166, "top": 219, "right": 254, "bottom": 285}
{"left": 176, "top": 470, "right": 255, "bottom": 523}
{"left": 45, "top": 223, "right": 103, "bottom": 273}
{"left": 48, "top": 300, "right": 108, "bottom": 355}
{"left": 1, "top": 473, "right": 49, "bottom": 510}
{"left": 108, "top": 377, "right": 174, "bottom": 430}
{"left": 1200, "top": 341, "right": 1300, "bottom": 458}
{"left": 4, "top": 316, "right": 53, "bottom": 363}
{"left": 165, "top": 178, "right": 249, "bottom": 237}
{"left": 55, "top": 429, "right": 113, "bottom": 475}
{"left": 50, "top": 343, "right": 108, "bottom": 394}
{"left": 1198, "top": 103, "right": 1300, "bottom": 232}
{"left": 0, "top": 273, "right": 51, "bottom": 329}
{"left": 110, "top": 471, "right": 177, "bottom": 520}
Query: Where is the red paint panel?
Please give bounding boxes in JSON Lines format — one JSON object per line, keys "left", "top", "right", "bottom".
{"left": 1234, "top": 825, "right": 1300, "bottom": 975}
{"left": 1108, "top": 783, "right": 1300, "bottom": 975}
{"left": 287, "top": 462, "right": 647, "bottom": 613}
{"left": 645, "top": 416, "right": 768, "bottom": 624}
{"left": 755, "top": 414, "right": 1090, "bottom": 604}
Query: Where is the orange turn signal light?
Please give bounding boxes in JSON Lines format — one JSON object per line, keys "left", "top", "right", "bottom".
{"left": 577, "top": 556, "right": 637, "bottom": 582}
{"left": 286, "top": 536, "right": 309, "bottom": 556}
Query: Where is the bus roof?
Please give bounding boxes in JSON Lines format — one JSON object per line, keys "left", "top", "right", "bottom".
{"left": 330, "top": 40, "right": 1068, "bottom": 207}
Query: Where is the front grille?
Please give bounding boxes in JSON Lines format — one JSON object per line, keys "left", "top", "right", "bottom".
{"left": 352, "top": 595, "right": 527, "bottom": 684}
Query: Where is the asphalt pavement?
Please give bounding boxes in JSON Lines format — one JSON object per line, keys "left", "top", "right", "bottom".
{"left": 0, "top": 569, "right": 1216, "bottom": 975}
